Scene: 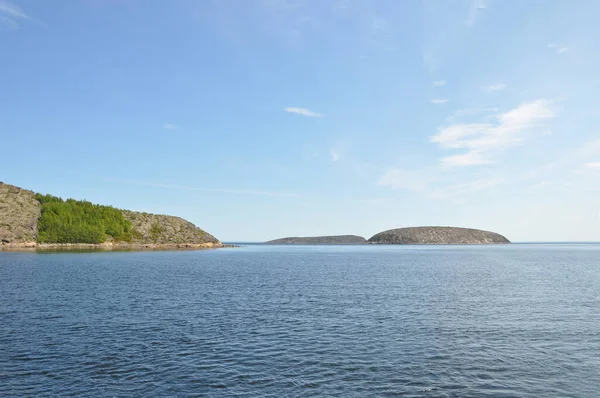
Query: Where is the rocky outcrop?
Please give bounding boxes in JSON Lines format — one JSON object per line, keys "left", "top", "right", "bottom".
{"left": 368, "top": 226, "right": 510, "bottom": 245}
{"left": 0, "top": 182, "right": 40, "bottom": 244}
{"left": 0, "top": 182, "right": 222, "bottom": 250}
{"left": 266, "top": 235, "right": 367, "bottom": 245}
{"left": 122, "top": 210, "right": 220, "bottom": 245}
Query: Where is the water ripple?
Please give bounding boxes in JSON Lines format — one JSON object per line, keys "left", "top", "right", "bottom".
{"left": 1, "top": 245, "right": 600, "bottom": 397}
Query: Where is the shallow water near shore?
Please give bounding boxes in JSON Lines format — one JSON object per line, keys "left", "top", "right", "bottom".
{"left": 1, "top": 244, "right": 599, "bottom": 397}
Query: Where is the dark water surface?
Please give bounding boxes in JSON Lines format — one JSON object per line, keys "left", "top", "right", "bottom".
{"left": 1, "top": 244, "right": 599, "bottom": 397}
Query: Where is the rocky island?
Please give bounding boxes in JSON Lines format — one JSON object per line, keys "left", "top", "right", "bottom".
{"left": 368, "top": 226, "right": 510, "bottom": 245}
{"left": 0, "top": 182, "right": 223, "bottom": 250}
{"left": 266, "top": 235, "right": 367, "bottom": 245}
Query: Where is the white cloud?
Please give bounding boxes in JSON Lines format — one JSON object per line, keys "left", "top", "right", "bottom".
{"left": 431, "top": 99, "right": 449, "bottom": 104}
{"left": 0, "top": 0, "right": 30, "bottom": 29}
{"left": 486, "top": 83, "right": 507, "bottom": 91}
{"left": 498, "top": 99, "right": 554, "bottom": 125}
{"left": 466, "top": 0, "right": 485, "bottom": 26}
{"left": 548, "top": 43, "right": 568, "bottom": 54}
{"left": 440, "top": 151, "right": 493, "bottom": 168}
{"left": 377, "top": 169, "right": 433, "bottom": 191}
{"left": 584, "top": 162, "right": 600, "bottom": 169}
{"left": 433, "top": 80, "right": 446, "bottom": 87}
{"left": 330, "top": 149, "right": 340, "bottom": 162}
{"left": 284, "top": 107, "right": 324, "bottom": 118}
{"left": 431, "top": 99, "right": 555, "bottom": 168}
{"left": 163, "top": 123, "right": 178, "bottom": 130}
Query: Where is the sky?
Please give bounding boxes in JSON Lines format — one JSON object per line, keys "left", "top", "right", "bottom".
{"left": 1, "top": 0, "right": 600, "bottom": 242}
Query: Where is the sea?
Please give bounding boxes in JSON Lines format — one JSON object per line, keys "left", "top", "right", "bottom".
{"left": 0, "top": 243, "right": 599, "bottom": 397}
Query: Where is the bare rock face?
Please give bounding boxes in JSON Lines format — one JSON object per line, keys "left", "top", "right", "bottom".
{"left": 0, "top": 182, "right": 40, "bottom": 244}
{"left": 266, "top": 235, "right": 367, "bottom": 245}
{"left": 368, "top": 226, "right": 510, "bottom": 245}
{"left": 122, "top": 211, "right": 220, "bottom": 245}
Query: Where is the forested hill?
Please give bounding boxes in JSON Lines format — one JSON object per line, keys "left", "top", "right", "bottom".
{"left": 0, "top": 182, "right": 221, "bottom": 248}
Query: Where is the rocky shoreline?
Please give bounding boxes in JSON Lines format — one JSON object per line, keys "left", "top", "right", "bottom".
{"left": 0, "top": 241, "right": 234, "bottom": 252}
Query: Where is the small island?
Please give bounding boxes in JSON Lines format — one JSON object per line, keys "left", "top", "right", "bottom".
{"left": 368, "top": 226, "right": 510, "bottom": 245}
{"left": 266, "top": 235, "right": 367, "bottom": 245}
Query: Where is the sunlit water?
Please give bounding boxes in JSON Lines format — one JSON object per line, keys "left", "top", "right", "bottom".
{"left": 1, "top": 244, "right": 599, "bottom": 397}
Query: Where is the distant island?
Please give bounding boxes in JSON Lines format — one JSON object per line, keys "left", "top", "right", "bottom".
{"left": 0, "top": 182, "right": 222, "bottom": 250}
{"left": 266, "top": 235, "right": 367, "bottom": 245}
{"left": 368, "top": 226, "right": 510, "bottom": 245}
{"left": 267, "top": 227, "right": 510, "bottom": 245}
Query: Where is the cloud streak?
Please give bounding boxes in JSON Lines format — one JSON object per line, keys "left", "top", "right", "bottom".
{"left": 433, "top": 80, "right": 446, "bottom": 87}
{"left": 284, "top": 107, "right": 324, "bottom": 118}
{"left": 428, "top": 177, "right": 504, "bottom": 200}
{"left": 102, "top": 177, "right": 300, "bottom": 198}
{"left": 585, "top": 162, "right": 600, "bottom": 169}
{"left": 431, "top": 99, "right": 555, "bottom": 167}
{"left": 0, "top": 0, "right": 30, "bottom": 29}
{"left": 486, "top": 83, "right": 507, "bottom": 91}
{"left": 466, "top": 0, "right": 485, "bottom": 26}
{"left": 377, "top": 167, "right": 503, "bottom": 201}
{"left": 163, "top": 123, "right": 178, "bottom": 130}
{"left": 548, "top": 43, "right": 568, "bottom": 54}
{"left": 431, "top": 99, "right": 449, "bottom": 104}
{"left": 377, "top": 168, "right": 433, "bottom": 191}
{"left": 330, "top": 149, "right": 340, "bottom": 162}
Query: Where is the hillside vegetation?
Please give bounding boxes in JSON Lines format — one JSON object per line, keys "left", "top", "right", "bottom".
{"left": 35, "top": 194, "right": 133, "bottom": 244}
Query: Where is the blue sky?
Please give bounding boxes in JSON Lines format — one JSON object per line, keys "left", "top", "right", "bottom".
{"left": 1, "top": 0, "right": 599, "bottom": 242}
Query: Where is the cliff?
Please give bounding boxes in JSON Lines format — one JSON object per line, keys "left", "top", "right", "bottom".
{"left": 368, "top": 226, "right": 510, "bottom": 245}
{"left": 266, "top": 235, "right": 367, "bottom": 245}
{"left": 0, "top": 182, "right": 221, "bottom": 249}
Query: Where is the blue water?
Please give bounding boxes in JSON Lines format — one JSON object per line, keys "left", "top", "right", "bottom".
{"left": 1, "top": 244, "right": 599, "bottom": 397}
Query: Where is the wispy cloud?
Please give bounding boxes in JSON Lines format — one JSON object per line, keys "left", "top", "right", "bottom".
{"left": 466, "top": 0, "right": 486, "bottom": 26}
{"left": 433, "top": 80, "right": 446, "bottom": 87}
{"left": 102, "top": 177, "right": 300, "bottom": 198}
{"left": 584, "top": 162, "right": 600, "bottom": 169}
{"left": 431, "top": 99, "right": 555, "bottom": 168}
{"left": 446, "top": 106, "right": 499, "bottom": 123}
{"left": 377, "top": 168, "right": 433, "bottom": 191}
{"left": 163, "top": 123, "right": 178, "bottom": 130}
{"left": 377, "top": 167, "right": 503, "bottom": 201}
{"left": 0, "top": 0, "right": 30, "bottom": 29}
{"left": 520, "top": 139, "right": 600, "bottom": 182}
{"left": 439, "top": 151, "right": 493, "bottom": 168}
{"left": 431, "top": 99, "right": 449, "bottom": 104}
{"left": 485, "top": 83, "right": 507, "bottom": 91}
{"left": 428, "top": 177, "right": 504, "bottom": 200}
{"left": 548, "top": 43, "right": 568, "bottom": 54}
{"left": 330, "top": 149, "right": 340, "bottom": 162}
{"left": 284, "top": 107, "right": 324, "bottom": 118}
